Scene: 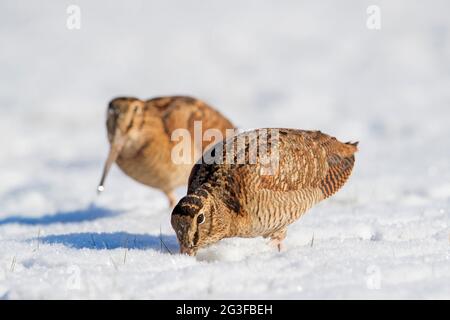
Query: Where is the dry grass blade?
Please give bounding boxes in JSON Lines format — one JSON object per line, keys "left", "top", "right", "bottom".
{"left": 10, "top": 256, "right": 16, "bottom": 272}
{"left": 110, "top": 257, "right": 118, "bottom": 271}
{"left": 90, "top": 234, "right": 97, "bottom": 248}
{"left": 159, "top": 225, "right": 173, "bottom": 255}
{"left": 33, "top": 229, "right": 41, "bottom": 252}
{"left": 123, "top": 237, "right": 129, "bottom": 265}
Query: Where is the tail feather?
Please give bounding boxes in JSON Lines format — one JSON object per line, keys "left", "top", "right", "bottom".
{"left": 345, "top": 141, "right": 359, "bottom": 152}
{"left": 346, "top": 141, "right": 359, "bottom": 147}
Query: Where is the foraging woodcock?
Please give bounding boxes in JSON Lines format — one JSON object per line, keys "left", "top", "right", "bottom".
{"left": 97, "top": 96, "right": 235, "bottom": 207}
{"left": 171, "top": 128, "right": 358, "bottom": 255}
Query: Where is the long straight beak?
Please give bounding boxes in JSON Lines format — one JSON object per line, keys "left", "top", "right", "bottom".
{"left": 97, "top": 130, "right": 126, "bottom": 194}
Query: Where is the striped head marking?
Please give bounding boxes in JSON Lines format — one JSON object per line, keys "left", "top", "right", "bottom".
{"left": 171, "top": 189, "right": 217, "bottom": 256}
{"left": 106, "top": 97, "right": 146, "bottom": 140}
{"left": 98, "top": 97, "right": 147, "bottom": 193}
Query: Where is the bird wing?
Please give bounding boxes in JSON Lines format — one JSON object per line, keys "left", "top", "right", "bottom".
{"left": 252, "top": 129, "right": 358, "bottom": 199}
{"left": 149, "top": 96, "right": 233, "bottom": 151}
{"left": 187, "top": 129, "right": 358, "bottom": 215}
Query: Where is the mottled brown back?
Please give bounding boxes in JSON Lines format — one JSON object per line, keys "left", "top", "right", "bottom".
{"left": 188, "top": 129, "right": 358, "bottom": 215}
{"left": 147, "top": 96, "right": 234, "bottom": 151}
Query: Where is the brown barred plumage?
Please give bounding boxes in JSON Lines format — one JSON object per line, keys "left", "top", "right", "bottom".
{"left": 171, "top": 128, "right": 358, "bottom": 255}
{"left": 97, "top": 96, "right": 234, "bottom": 207}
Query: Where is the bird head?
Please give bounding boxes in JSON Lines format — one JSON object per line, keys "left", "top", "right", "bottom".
{"left": 171, "top": 190, "right": 231, "bottom": 256}
{"left": 97, "top": 97, "right": 147, "bottom": 193}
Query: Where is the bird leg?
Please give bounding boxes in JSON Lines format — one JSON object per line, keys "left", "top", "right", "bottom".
{"left": 268, "top": 228, "right": 287, "bottom": 252}
{"left": 165, "top": 190, "right": 177, "bottom": 208}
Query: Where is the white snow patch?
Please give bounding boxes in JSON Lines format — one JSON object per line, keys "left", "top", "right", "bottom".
{"left": 0, "top": 0, "right": 449, "bottom": 299}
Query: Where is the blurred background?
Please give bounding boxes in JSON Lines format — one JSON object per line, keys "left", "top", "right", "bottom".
{"left": 1, "top": 0, "right": 450, "bottom": 213}
{"left": 0, "top": 0, "right": 448, "bottom": 299}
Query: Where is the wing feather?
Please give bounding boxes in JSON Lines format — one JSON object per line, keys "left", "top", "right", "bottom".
{"left": 188, "top": 128, "right": 357, "bottom": 198}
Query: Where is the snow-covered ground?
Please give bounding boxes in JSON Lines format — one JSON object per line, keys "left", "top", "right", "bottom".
{"left": 0, "top": 0, "right": 449, "bottom": 299}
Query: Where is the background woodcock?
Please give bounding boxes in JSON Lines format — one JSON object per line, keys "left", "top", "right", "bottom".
{"left": 98, "top": 96, "right": 235, "bottom": 207}
{"left": 171, "top": 128, "right": 358, "bottom": 255}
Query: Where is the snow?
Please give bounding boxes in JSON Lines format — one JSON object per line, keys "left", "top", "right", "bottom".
{"left": 0, "top": 0, "right": 449, "bottom": 299}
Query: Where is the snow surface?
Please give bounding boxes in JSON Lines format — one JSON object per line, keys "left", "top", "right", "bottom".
{"left": 0, "top": 0, "right": 449, "bottom": 299}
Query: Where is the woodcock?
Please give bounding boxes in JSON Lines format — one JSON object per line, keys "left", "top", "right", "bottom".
{"left": 98, "top": 96, "right": 234, "bottom": 207}
{"left": 171, "top": 128, "right": 358, "bottom": 255}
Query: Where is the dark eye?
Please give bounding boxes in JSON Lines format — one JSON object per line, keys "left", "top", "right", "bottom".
{"left": 197, "top": 214, "right": 205, "bottom": 225}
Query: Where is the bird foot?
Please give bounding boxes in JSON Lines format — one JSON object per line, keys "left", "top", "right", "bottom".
{"left": 269, "top": 238, "right": 284, "bottom": 252}
{"left": 166, "top": 191, "right": 177, "bottom": 208}
{"left": 267, "top": 229, "right": 287, "bottom": 252}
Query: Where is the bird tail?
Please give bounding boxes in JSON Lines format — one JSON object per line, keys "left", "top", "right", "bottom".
{"left": 320, "top": 140, "right": 358, "bottom": 199}
{"left": 344, "top": 141, "right": 359, "bottom": 154}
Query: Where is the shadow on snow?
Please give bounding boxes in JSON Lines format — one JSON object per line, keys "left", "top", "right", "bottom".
{"left": 0, "top": 204, "right": 118, "bottom": 226}
{"left": 38, "top": 231, "right": 179, "bottom": 252}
